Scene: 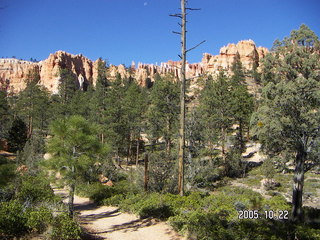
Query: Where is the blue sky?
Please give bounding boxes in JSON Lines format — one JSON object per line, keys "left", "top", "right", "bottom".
{"left": 0, "top": 0, "right": 319, "bottom": 66}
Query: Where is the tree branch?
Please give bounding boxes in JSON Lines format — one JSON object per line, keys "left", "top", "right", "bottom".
{"left": 186, "top": 8, "right": 201, "bottom": 10}
{"left": 169, "top": 14, "right": 182, "bottom": 19}
{"left": 186, "top": 40, "right": 206, "bottom": 53}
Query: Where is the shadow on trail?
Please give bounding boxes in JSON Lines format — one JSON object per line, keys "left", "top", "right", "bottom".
{"left": 80, "top": 209, "right": 121, "bottom": 221}
{"left": 93, "top": 217, "right": 159, "bottom": 234}
{"left": 74, "top": 201, "right": 98, "bottom": 211}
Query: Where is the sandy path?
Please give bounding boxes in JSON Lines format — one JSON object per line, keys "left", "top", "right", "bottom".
{"left": 54, "top": 187, "right": 185, "bottom": 240}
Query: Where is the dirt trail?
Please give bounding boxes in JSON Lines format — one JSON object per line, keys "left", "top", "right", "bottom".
{"left": 53, "top": 187, "right": 185, "bottom": 240}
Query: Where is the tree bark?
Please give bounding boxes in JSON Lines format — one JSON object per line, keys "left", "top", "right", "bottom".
{"left": 136, "top": 138, "right": 140, "bottom": 166}
{"left": 68, "top": 183, "right": 75, "bottom": 217}
{"left": 178, "top": 0, "right": 186, "bottom": 197}
{"left": 221, "top": 127, "right": 226, "bottom": 163}
{"left": 292, "top": 149, "right": 306, "bottom": 222}
{"left": 239, "top": 119, "right": 244, "bottom": 152}
{"left": 144, "top": 153, "right": 149, "bottom": 192}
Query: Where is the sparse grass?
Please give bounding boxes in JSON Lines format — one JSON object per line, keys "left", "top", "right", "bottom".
{"left": 239, "top": 176, "right": 262, "bottom": 188}
{"left": 247, "top": 165, "right": 262, "bottom": 176}
{"left": 304, "top": 178, "right": 320, "bottom": 195}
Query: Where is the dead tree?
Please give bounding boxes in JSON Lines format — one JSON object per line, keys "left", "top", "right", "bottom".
{"left": 170, "top": 0, "right": 205, "bottom": 196}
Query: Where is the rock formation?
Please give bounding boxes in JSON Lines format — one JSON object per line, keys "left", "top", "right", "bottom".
{"left": 202, "top": 40, "right": 268, "bottom": 75}
{"left": 0, "top": 40, "right": 268, "bottom": 94}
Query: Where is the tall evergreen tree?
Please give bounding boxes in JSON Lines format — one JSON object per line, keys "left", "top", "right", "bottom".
{"left": 230, "top": 58, "right": 254, "bottom": 152}
{"left": 252, "top": 25, "right": 320, "bottom": 222}
{"left": 14, "top": 69, "right": 50, "bottom": 137}
{"left": 54, "top": 68, "right": 79, "bottom": 117}
{"left": 46, "top": 116, "right": 104, "bottom": 216}
{"left": 147, "top": 73, "right": 179, "bottom": 155}
{"left": 123, "top": 81, "right": 147, "bottom": 163}
{"left": 198, "top": 72, "right": 233, "bottom": 162}
{"left": 91, "top": 58, "right": 109, "bottom": 143}
{"left": 104, "top": 74, "right": 129, "bottom": 164}
{"left": 8, "top": 117, "right": 28, "bottom": 152}
{"left": 0, "top": 88, "right": 10, "bottom": 139}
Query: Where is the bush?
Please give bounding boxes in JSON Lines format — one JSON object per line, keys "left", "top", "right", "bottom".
{"left": 25, "top": 206, "right": 53, "bottom": 233}
{"left": 263, "top": 195, "right": 290, "bottom": 212}
{"left": 17, "top": 175, "right": 56, "bottom": 204}
{"left": 76, "top": 180, "right": 140, "bottom": 205}
{"left": 51, "top": 213, "right": 82, "bottom": 240}
{"left": 169, "top": 211, "right": 233, "bottom": 240}
{"left": 0, "top": 200, "right": 28, "bottom": 235}
{"left": 0, "top": 156, "right": 16, "bottom": 187}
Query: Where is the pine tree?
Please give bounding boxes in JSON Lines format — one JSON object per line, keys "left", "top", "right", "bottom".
{"left": 0, "top": 89, "right": 10, "bottom": 139}
{"left": 14, "top": 69, "right": 50, "bottom": 137}
{"left": 46, "top": 116, "right": 104, "bottom": 216}
{"left": 123, "top": 81, "right": 147, "bottom": 164}
{"left": 252, "top": 25, "right": 320, "bottom": 222}
{"left": 55, "top": 68, "right": 79, "bottom": 117}
{"left": 147, "top": 73, "right": 180, "bottom": 155}
{"left": 8, "top": 117, "right": 28, "bottom": 152}
{"left": 198, "top": 72, "right": 233, "bottom": 162}
{"left": 230, "top": 58, "right": 254, "bottom": 152}
{"left": 104, "top": 74, "right": 129, "bottom": 165}
{"left": 91, "top": 58, "right": 109, "bottom": 143}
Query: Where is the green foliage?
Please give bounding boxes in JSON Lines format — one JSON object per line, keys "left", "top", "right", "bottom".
{"left": 76, "top": 180, "right": 139, "bottom": 205}
{"left": 46, "top": 115, "right": 104, "bottom": 184}
{"left": 147, "top": 151, "right": 177, "bottom": 192}
{"left": 0, "top": 200, "right": 28, "bottom": 235}
{"left": 14, "top": 69, "right": 51, "bottom": 136}
{"left": 16, "top": 175, "right": 56, "bottom": 204}
{"left": 0, "top": 89, "right": 10, "bottom": 138}
{"left": 263, "top": 195, "right": 291, "bottom": 212}
{"left": 58, "top": 68, "right": 79, "bottom": 103}
{"left": 198, "top": 72, "right": 232, "bottom": 152}
{"left": 103, "top": 74, "right": 130, "bottom": 156}
{"left": 51, "top": 213, "right": 82, "bottom": 240}
{"left": 147, "top": 74, "right": 179, "bottom": 149}
{"left": 229, "top": 58, "right": 254, "bottom": 152}
{"left": 261, "top": 158, "right": 276, "bottom": 180}
{"left": 134, "top": 193, "right": 174, "bottom": 220}
{"left": 0, "top": 156, "right": 16, "bottom": 187}
{"left": 252, "top": 25, "right": 320, "bottom": 220}
{"left": 224, "top": 148, "right": 243, "bottom": 177}
{"left": 7, "top": 117, "right": 28, "bottom": 152}
{"left": 25, "top": 206, "right": 53, "bottom": 233}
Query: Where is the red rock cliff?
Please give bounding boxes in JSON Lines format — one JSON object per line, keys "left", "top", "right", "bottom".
{"left": 0, "top": 40, "right": 268, "bottom": 93}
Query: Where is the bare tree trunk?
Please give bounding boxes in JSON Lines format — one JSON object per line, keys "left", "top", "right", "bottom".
{"left": 178, "top": 0, "right": 186, "bottom": 196}
{"left": 144, "top": 153, "right": 149, "bottom": 192}
{"left": 68, "top": 183, "right": 75, "bottom": 217}
{"left": 136, "top": 138, "right": 140, "bottom": 166}
{"left": 221, "top": 127, "right": 226, "bottom": 163}
{"left": 292, "top": 149, "right": 306, "bottom": 222}
{"left": 239, "top": 119, "right": 244, "bottom": 152}
{"left": 127, "top": 134, "right": 132, "bottom": 165}
{"left": 28, "top": 115, "right": 33, "bottom": 139}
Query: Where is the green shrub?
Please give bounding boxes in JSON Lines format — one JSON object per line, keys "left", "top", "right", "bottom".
{"left": 25, "top": 206, "right": 53, "bottom": 233}
{"left": 0, "top": 184, "right": 16, "bottom": 202}
{"left": 0, "top": 156, "right": 16, "bottom": 187}
{"left": 295, "top": 225, "right": 320, "bottom": 240}
{"left": 170, "top": 210, "right": 233, "bottom": 240}
{"left": 263, "top": 195, "right": 290, "bottom": 212}
{"left": 103, "top": 194, "right": 126, "bottom": 206}
{"left": 76, "top": 180, "right": 140, "bottom": 205}
{"left": 0, "top": 200, "right": 28, "bottom": 235}
{"left": 51, "top": 213, "right": 81, "bottom": 240}
{"left": 17, "top": 175, "right": 56, "bottom": 204}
